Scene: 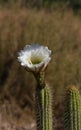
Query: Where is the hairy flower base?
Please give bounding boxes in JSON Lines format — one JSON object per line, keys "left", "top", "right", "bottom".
{"left": 18, "top": 43, "right": 51, "bottom": 72}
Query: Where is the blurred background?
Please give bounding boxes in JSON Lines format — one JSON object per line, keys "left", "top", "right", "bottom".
{"left": 0, "top": 0, "right": 81, "bottom": 129}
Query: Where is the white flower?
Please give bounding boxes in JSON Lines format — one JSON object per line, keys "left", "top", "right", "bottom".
{"left": 18, "top": 43, "right": 51, "bottom": 72}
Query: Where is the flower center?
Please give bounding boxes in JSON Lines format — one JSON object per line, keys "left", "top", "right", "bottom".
{"left": 30, "top": 55, "right": 43, "bottom": 65}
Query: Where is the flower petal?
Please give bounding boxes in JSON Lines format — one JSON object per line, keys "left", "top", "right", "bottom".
{"left": 18, "top": 43, "right": 51, "bottom": 72}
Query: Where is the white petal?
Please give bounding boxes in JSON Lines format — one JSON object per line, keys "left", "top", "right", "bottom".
{"left": 18, "top": 43, "right": 51, "bottom": 72}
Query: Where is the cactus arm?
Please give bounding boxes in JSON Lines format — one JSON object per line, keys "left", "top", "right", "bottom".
{"left": 64, "top": 85, "right": 81, "bottom": 130}
{"left": 34, "top": 72, "right": 52, "bottom": 130}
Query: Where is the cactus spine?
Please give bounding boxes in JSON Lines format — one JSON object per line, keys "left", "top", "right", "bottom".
{"left": 64, "top": 85, "right": 81, "bottom": 130}
{"left": 34, "top": 71, "right": 52, "bottom": 130}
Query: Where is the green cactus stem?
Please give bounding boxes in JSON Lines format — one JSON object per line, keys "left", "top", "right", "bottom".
{"left": 34, "top": 71, "right": 52, "bottom": 130}
{"left": 64, "top": 85, "right": 81, "bottom": 130}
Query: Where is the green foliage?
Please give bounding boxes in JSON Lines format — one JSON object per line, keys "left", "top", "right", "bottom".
{"left": 70, "top": 0, "right": 81, "bottom": 7}
{"left": 64, "top": 85, "right": 81, "bottom": 130}
{"left": 0, "top": 0, "right": 81, "bottom": 9}
{"left": 0, "top": 0, "right": 69, "bottom": 8}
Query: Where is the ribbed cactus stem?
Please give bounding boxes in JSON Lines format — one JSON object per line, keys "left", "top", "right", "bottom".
{"left": 34, "top": 72, "right": 52, "bottom": 130}
{"left": 64, "top": 85, "right": 81, "bottom": 130}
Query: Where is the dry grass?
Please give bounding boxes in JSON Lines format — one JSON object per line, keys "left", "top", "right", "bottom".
{"left": 0, "top": 8, "right": 81, "bottom": 129}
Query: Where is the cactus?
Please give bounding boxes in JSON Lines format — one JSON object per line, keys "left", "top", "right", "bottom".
{"left": 64, "top": 85, "right": 81, "bottom": 130}
{"left": 18, "top": 43, "right": 52, "bottom": 130}
{"left": 34, "top": 71, "right": 52, "bottom": 130}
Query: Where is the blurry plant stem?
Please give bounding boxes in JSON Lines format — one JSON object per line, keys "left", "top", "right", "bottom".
{"left": 34, "top": 71, "right": 45, "bottom": 89}
{"left": 33, "top": 71, "right": 52, "bottom": 130}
